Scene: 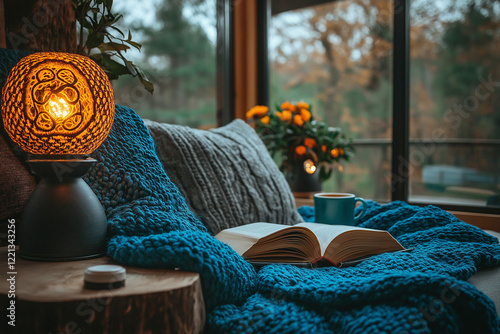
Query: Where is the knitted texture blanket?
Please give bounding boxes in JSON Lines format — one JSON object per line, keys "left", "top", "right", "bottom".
{"left": 83, "top": 105, "right": 257, "bottom": 309}
{"left": 86, "top": 106, "right": 500, "bottom": 333}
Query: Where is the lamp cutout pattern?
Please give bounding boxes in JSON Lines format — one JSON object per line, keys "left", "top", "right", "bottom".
{"left": 2, "top": 52, "right": 114, "bottom": 155}
{"left": 1, "top": 52, "right": 115, "bottom": 261}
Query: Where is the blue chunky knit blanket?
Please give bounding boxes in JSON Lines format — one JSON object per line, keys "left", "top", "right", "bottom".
{"left": 0, "top": 47, "right": 498, "bottom": 332}
{"left": 83, "top": 106, "right": 500, "bottom": 333}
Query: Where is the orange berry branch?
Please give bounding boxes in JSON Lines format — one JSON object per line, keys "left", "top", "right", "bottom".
{"left": 246, "top": 101, "right": 354, "bottom": 182}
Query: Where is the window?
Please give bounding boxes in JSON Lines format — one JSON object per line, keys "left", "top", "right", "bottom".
{"left": 408, "top": 0, "right": 500, "bottom": 209}
{"left": 263, "top": 0, "right": 500, "bottom": 213}
{"left": 113, "top": 0, "right": 218, "bottom": 128}
{"left": 269, "top": 0, "right": 394, "bottom": 202}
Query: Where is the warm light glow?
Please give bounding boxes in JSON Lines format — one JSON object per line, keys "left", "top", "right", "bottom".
{"left": 303, "top": 159, "right": 317, "bottom": 174}
{"left": 1, "top": 52, "right": 115, "bottom": 155}
{"left": 330, "top": 148, "right": 340, "bottom": 158}
{"left": 48, "top": 95, "right": 71, "bottom": 119}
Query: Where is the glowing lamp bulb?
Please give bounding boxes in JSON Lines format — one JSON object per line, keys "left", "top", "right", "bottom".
{"left": 303, "top": 159, "right": 317, "bottom": 174}
{"left": 1, "top": 52, "right": 115, "bottom": 156}
{"left": 48, "top": 95, "right": 70, "bottom": 119}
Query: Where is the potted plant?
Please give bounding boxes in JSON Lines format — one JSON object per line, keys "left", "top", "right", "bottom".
{"left": 73, "top": 0, "right": 153, "bottom": 93}
{"left": 246, "top": 101, "right": 354, "bottom": 192}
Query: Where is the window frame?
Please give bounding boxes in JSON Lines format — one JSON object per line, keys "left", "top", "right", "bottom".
{"left": 253, "top": 0, "right": 500, "bottom": 214}
{"left": 217, "top": 0, "right": 235, "bottom": 126}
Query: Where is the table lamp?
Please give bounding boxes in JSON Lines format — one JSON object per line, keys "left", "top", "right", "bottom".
{"left": 1, "top": 52, "right": 115, "bottom": 261}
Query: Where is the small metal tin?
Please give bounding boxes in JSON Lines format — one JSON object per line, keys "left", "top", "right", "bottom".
{"left": 84, "top": 265, "right": 126, "bottom": 290}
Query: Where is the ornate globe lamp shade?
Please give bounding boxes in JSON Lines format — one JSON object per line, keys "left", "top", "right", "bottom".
{"left": 1, "top": 52, "right": 115, "bottom": 261}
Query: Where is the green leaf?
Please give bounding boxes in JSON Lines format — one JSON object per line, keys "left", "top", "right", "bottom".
{"left": 138, "top": 75, "right": 155, "bottom": 94}
{"left": 88, "top": 16, "right": 98, "bottom": 27}
{"left": 108, "top": 13, "right": 123, "bottom": 25}
{"left": 104, "top": 0, "right": 113, "bottom": 11}
{"left": 108, "top": 25, "right": 125, "bottom": 38}
{"left": 86, "top": 33, "right": 105, "bottom": 49}
{"left": 127, "top": 63, "right": 154, "bottom": 93}
{"left": 74, "top": 0, "right": 154, "bottom": 94}
{"left": 97, "top": 42, "right": 130, "bottom": 52}
{"left": 127, "top": 40, "right": 142, "bottom": 51}
{"left": 82, "top": 18, "right": 94, "bottom": 29}
{"left": 124, "top": 60, "right": 138, "bottom": 76}
{"left": 92, "top": 54, "right": 129, "bottom": 76}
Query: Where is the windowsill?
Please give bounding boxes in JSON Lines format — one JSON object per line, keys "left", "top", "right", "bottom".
{"left": 294, "top": 196, "right": 500, "bottom": 232}
{"left": 409, "top": 195, "right": 488, "bottom": 207}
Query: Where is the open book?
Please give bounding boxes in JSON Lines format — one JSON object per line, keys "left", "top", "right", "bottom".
{"left": 215, "top": 222, "right": 406, "bottom": 267}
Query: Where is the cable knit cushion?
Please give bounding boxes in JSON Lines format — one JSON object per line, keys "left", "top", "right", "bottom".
{"left": 144, "top": 119, "right": 304, "bottom": 235}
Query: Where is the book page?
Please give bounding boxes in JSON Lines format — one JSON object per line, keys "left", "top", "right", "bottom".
{"left": 295, "top": 223, "right": 376, "bottom": 255}
{"left": 215, "top": 223, "right": 292, "bottom": 255}
{"left": 324, "top": 228, "right": 405, "bottom": 265}
{"left": 217, "top": 222, "right": 292, "bottom": 239}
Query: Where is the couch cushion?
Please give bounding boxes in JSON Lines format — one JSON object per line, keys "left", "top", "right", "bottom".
{"left": 0, "top": 48, "right": 36, "bottom": 230}
{"left": 0, "top": 134, "right": 36, "bottom": 222}
{"left": 469, "top": 230, "right": 500, "bottom": 316}
{"left": 144, "top": 119, "right": 304, "bottom": 235}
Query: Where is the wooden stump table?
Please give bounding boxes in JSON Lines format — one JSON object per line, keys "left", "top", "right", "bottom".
{"left": 0, "top": 248, "right": 205, "bottom": 333}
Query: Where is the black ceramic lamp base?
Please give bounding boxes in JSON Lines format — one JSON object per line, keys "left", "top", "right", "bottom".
{"left": 19, "top": 159, "right": 107, "bottom": 261}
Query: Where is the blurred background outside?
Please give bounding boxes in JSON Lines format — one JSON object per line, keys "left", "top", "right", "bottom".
{"left": 113, "top": 0, "right": 500, "bottom": 208}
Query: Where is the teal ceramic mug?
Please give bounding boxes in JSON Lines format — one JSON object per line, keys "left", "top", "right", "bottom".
{"left": 314, "top": 193, "right": 368, "bottom": 225}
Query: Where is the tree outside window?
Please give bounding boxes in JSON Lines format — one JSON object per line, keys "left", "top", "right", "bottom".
{"left": 269, "top": 0, "right": 500, "bottom": 209}
{"left": 113, "top": 0, "right": 217, "bottom": 129}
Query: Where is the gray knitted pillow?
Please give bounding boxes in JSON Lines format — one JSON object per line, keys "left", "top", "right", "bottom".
{"left": 144, "top": 119, "right": 303, "bottom": 235}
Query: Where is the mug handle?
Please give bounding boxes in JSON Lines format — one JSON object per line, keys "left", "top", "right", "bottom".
{"left": 354, "top": 197, "right": 367, "bottom": 223}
